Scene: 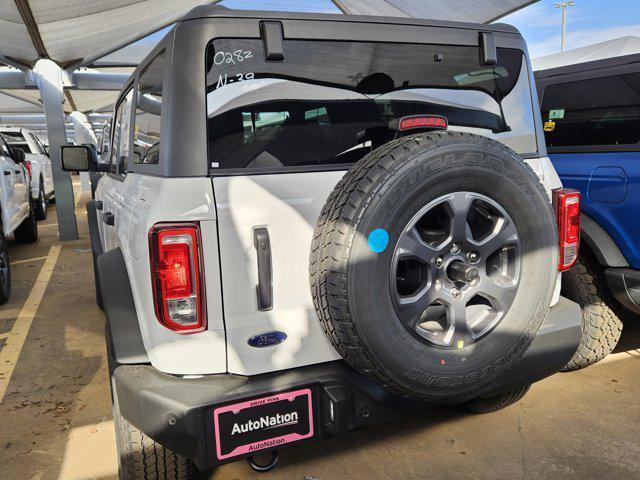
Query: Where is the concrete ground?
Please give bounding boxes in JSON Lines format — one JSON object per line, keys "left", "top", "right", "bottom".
{"left": 1, "top": 188, "right": 639, "bottom": 480}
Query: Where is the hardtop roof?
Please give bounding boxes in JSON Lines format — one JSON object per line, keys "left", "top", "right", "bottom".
{"left": 124, "top": 6, "right": 525, "bottom": 104}
{"left": 181, "top": 5, "right": 521, "bottom": 34}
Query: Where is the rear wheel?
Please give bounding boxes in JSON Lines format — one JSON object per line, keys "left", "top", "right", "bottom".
{"left": 108, "top": 325, "right": 194, "bottom": 480}
{"left": 462, "top": 384, "right": 531, "bottom": 414}
{"left": 14, "top": 198, "right": 38, "bottom": 243}
{"left": 0, "top": 221, "right": 11, "bottom": 304}
{"left": 112, "top": 381, "right": 195, "bottom": 480}
{"left": 561, "top": 253, "right": 623, "bottom": 371}
{"left": 34, "top": 180, "right": 47, "bottom": 220}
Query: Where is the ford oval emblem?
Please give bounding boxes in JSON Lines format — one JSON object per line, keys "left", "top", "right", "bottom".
{"left": 247, "top": 331, "right": 287, "bottom": 348}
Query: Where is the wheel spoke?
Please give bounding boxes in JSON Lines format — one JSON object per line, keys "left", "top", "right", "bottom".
{"left": 397, "top": 285, "right": 439, "bottom": 330}
{"left": 447, "top": 193, "right": 473, "bottom": 241}
{"left": 396, "top": 227, "right": 439, "bottom": 263}
{"left": 447, "top": 301, "right": 471, "bottom": 346}
{"left": 478, "top": 278, "right": 518, "bottom": 311}
{"left": 476, "top": 217, "right": 518, "bottom": 258}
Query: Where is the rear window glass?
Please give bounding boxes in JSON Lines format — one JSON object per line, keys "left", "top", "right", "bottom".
{"left": 134, "top": 49, "right": 165, "bottom": 165}
{"left": 206, "top": 39, "right": 536, "bottom": 171}
{"left": 541, "top": 73, "right": 640, "bottom": 149}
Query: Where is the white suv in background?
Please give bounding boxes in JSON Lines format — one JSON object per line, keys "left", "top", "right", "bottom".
{"left": 0, "top": 127, "right": 54, "bottom": 220}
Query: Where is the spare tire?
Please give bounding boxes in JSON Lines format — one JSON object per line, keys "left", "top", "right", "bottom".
{"left": 310, "top": 132, "right": 558, "bottom": 402}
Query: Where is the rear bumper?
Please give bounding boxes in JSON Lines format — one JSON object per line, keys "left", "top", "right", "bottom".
{"left": 606, "top": 267, "right": 640, "bottom": 315}
{"left": 113, "top": 296, "right": 581, "bottom": 470}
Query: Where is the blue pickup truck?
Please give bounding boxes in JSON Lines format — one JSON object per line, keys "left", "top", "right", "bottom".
{"left": 536, "top": 53, "right": 640, "bottom": 370}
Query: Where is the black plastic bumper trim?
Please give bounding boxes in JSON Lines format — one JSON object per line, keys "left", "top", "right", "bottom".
{"left": 606, "top": 267, "right": 640, "bottom": 315}
{"left": 113, "top": 296, "right": 581, "bottom": 470}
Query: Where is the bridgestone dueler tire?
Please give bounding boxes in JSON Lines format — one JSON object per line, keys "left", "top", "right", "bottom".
{"left": 561, "top": 253, "right": 623, "bottom": 371}
{"left": 462, "top": 384, "right": 531, "bottom": 414}
{"left": 310, "top": 132, "right": 558, "bottom": 402}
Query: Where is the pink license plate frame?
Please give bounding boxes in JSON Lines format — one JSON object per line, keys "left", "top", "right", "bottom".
{"left": 213, "top": 388, "right": 314, "bottom": 461}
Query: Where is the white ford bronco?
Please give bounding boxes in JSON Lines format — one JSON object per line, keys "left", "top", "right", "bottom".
{"left": 62, "top": 6, "right": 583, "bottom": 479}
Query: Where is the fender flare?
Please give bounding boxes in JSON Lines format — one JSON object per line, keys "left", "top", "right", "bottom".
{"left": 98, "top": 247, "right": 149, "bottom": 365}
{"left": 580, "top": 214, "right": 628, "bottom": 267}
{"left": 86, "top": 200, "right": 103, "bottom": 257}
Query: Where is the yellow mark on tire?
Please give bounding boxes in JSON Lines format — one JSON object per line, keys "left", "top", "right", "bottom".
{"left": 0, "top": 245, "right": 61, "bottom": 403}
{"left": 457, "top": 340, "right": 464, "bottom": 349}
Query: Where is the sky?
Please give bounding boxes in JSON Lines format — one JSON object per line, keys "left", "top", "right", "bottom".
{"left": 139, "top": 0, "right": 640, "bottom": 60}
{"left": 501, "top": 0, "right": 640, "bottom": 58}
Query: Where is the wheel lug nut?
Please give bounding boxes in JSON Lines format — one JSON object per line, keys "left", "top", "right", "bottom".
{"left": 450, "top": 243, "right": 461, "bottom": 255}
{"left": 451, "top": 288, "right": 461, "bottom": 299}
{"left": 435, "top": 257, "right": 444, "bottom": 268}
{"left": 467, "top": 251, "right": 479, "bottom": 263}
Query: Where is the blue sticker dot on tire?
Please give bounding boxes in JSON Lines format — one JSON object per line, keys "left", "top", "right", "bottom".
{"left": 368, "top": 228, "right": 389, "bottom": 253}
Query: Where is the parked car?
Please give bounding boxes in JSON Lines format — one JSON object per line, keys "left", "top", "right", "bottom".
{"left": 63, "top": 7, "right": 582, "bottom": 479}
{"left": 0, "top": 136, "right": 39, "bottom": 303}
{"left": 536, "top": 53, "right": 640, "bottom": 370}
{"left": 0, "top": 127, "right": 55, "bottom": 220}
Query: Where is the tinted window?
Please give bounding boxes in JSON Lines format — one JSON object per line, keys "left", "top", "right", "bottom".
{"left": 206, "top": 39, "right": 535, "bottom": 171}
{"left": 110, "top": 88, "right": 134, "bottom": 173}
{"left": 134, "top": 50, "right": 165, "bottom": 165}
{"left": 541, "top": 73, "right": 640, "bottom": 148}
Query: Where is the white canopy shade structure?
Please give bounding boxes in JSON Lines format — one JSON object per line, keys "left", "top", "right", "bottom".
{"left": 533, "top": 36, "right": 640, "bottom": 72}
{"left": 331, "top": 0, "right": 539, "bottom": 23}
{"left": 0, "top": 0, "right": 539, "bottom": 240}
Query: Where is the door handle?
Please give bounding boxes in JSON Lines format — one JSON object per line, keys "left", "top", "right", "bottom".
{"left": 95, "top": 200, "right": 103, "bottom": 210}
{"left": 103, "top": 212, "right": 114, "bottom": 226}
{"left": 3, "top": 171, "right": 10, "bottom": 176}
{"left": 14, "top": 170, "right": 20, "bottom": 174}
{"left": 253, "top": 227, "right": 273, "bottom": 311}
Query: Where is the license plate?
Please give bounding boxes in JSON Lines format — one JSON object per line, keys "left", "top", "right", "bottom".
{"left": 213, "top": 388, "right": 314, "bottom": 460}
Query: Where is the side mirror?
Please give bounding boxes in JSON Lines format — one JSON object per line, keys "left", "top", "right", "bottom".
{"left": 60, "top": 144, "right": 99, "bottom": 172}
{"left": 11, "top": 147, "right": 25, "bottom": 163}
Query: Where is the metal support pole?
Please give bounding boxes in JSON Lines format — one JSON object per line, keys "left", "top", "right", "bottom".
{"left": 561, "top": 7, "right": 567, "bottom": 51}
{"left": 555, "top": 1, "right": 575, "bottom": 52}
{"left": 33, "top": 59, "right": 78, "bottom": 241}
{"left": 69, "top": 111, "right": 97, "bottom": 194}
{"left": 69, "top": 111, "right": 97, "bottom": 146}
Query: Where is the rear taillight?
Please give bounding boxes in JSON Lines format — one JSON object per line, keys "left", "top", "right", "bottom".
{"left": 553, "top": 188, "right": 581, "bottom": 272}
{"left": 24, "top": 161, "right": 32, "bottom": 178}
{"left": 149, "top": 223, "right": 206, "bottom": 333}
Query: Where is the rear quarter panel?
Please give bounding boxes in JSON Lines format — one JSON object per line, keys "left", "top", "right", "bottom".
{"left": 550, "top": 152, "right": 640, "bottom": 268}
{"left": 114, "top": 174, "right": 227, "bottom": 374}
